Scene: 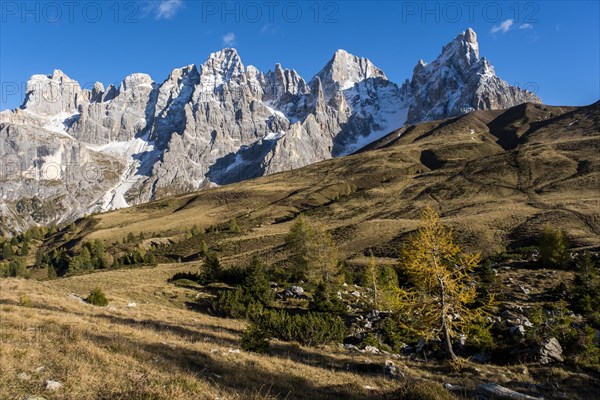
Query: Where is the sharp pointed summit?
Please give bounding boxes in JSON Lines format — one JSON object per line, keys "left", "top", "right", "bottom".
{"left": 405, "top": 27, "right": 540, "bottom": 123}
{"left": 201, "top": 48, "right": 245, "bottom": 86}
{"left": 314, "top": 49, "right": 387, "bottom": 93}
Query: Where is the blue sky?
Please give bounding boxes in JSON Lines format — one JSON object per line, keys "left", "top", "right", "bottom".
{"left": 1, "top": 0, "right": 598, "bottom": 110}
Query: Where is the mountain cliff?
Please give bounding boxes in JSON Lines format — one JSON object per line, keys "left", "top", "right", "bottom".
{"left": 0, "top": 28, "right": 540, "bottom": 230}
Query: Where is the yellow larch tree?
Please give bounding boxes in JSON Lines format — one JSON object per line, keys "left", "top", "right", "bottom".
{"left": 398, "top": 206, "right": 487, "bottom": 360}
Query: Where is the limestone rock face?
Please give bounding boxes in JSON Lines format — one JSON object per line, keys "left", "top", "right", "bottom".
{"left": 0, "top": 29, "right": 541, "bottom": 229}
{"left": 404, "top": 28, "right": 541, "bottom": 124}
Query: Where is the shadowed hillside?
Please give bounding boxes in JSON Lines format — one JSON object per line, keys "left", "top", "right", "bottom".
{"left": 43, "top": 101, "right": 599, "bottom": 266}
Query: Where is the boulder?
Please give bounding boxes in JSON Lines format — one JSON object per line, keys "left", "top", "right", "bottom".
{"left": 290, "top": 286, "right": 304, "bottom": 296}
{"left": 384, "top": 360, "right": 404, "bottom": 380}
{"left": 477, "top": 383, "right": 543, "bottom": 400}
{"left": 471, "top": 352, "right": 491, "bottom": 363}
{"left": 536, "top": 337, "right": 564, "bottom": 364}
{"left": 45, "top": 380, "right": 62, "bottom": 391}
{"left": 510, "top": 325, "right": 526, "bottom": 337}
{"left": 17, "top": 372, "right": 31, "bottom": 381}
{"left": 444, "top": 383, "right": 465, "bottom": 393}
{"left": 363, "top": 345, "right": 380, "bottom": 354}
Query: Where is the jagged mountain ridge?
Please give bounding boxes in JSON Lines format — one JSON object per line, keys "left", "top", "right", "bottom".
{"left": 0, "top": 28, "right": 540, "bottom": 230}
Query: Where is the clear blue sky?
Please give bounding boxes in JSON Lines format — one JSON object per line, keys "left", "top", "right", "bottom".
{"left": 1, "top": 0, "right": 598, "bottom": 110}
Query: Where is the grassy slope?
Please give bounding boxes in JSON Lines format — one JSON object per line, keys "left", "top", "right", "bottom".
{"left": 3, "top": 263, "right": 599, "bottom": 399}
{"left": 2, "top": 101, "right": 599, "bottom": 399}
{"left": 49, "top": 101, "right": 599, "bottom": 266}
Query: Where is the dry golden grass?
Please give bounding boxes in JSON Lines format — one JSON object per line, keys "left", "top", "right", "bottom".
{"left": 2, "top": 263, "right": 599, "bottom": 399}
{"left": 1, "top": 264, "right": 407, "bottom": 399}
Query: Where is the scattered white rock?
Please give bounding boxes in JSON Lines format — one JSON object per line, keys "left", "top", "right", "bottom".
{"left": 477, "top": 383, "right": 542, "bottom": 400}
{"left": 17, "top": 372, "right": 31, "bottom": 381}
{"left": 444, "top": 383, "right": 464, "bottom": 392}
{"left": 127, "top": 302, "right": 137, "bottom": 308}
{"left": 290, "top": 286, "right": 304, "bottom": 296}
{"left": 228, "top": 348, "right": 241, "bottom": 354}
{"left": 45, "top": 380, "right": 62, "bottom": 391}
{"left": 517, "top": 366, "right": 528, "bottom": 375}
{"left": 384, "top": 360, "right": 405, "bottom": 380}
{"left": 537, "top": 337, "right": 564, "bottom": 363}
{"left": 510, "top": 325, "right": 526, "bottom": 337}
{"left": 342, "top": 343, "right": 360, "bottom": 352}
{"left": 68, "top": 294, "right": 84, "bottom": 302}
{"left": 363, "top": 345, "right": 380, "bottom": 354}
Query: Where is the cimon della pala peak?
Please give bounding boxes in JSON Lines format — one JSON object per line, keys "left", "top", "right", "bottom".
{"left": 0, "top": 28, "right": 540, "bottom": 229}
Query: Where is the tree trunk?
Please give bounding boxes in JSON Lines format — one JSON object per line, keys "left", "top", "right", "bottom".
{"left": 442, "top": 319, "right": 457, "bottom": 360}
{"left": 372, "top": 264, "right": 378, "bottom": 309}
{"left": 439, "top": 277, "right": 457, "bottom": 360}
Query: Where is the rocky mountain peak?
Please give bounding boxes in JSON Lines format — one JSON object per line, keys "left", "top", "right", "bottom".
{"left": 22, "top": 69, "right": 82, "bottom": 115}
{"left": 314, "top": 49, "right": 387, "bottom": 93}
{"left": 201, "top": 48, "right": 245, "bottom": 83}
{"left": 268, "top": 64, "right": 308, "bottom": 96}
{"left": 168, "top": 64, "right": 199, "bottom": 80}
{"left": 120, "top": 73, "right": 155, "bottom": 92}
{"left": 439, "top": 27, "right": 480, "bottom": 66}
{"left": 406, "top": 28, "right": 540, "bottom": 124}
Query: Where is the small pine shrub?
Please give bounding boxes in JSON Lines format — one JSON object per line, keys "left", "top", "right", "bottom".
{"left": 241, "top": 323, "right": 271, "bottom": 353}
{"left": 211, "top": 289, "right": 248, "bottom": 318}
{"left": 228, "top": 218, "right": 242, "bottom": 234}
{"left": 358, "top": 333, "right": 381, "bottom": 349}
{"left": 202, "top": 252, "right": 222, "bottom": 282}
{"left": 249, "top": 308, "right": 346, "bottom": 346}
{"left": 86, "top": 287, "right": 108, "bottom": 307}
{"left": 311, "top": 281, "right": 345, "bottom": 315}
{"left": 242, "top": 258, "right": 274, "bottom": 306}
{"left": 381, "top": 317, "right": 412, "bottom": 352}
{"left": 18, "top": 293, "right": 32, "bottom": 307}
{"left": 168, "top": 271, "right": 204, "bottom": 284}
{"left": 477, "top": 260, "right": 497, "bottom": 295}
{"left": 143, "top": 252, "right": 157, "bottom": 266}
{"left": 571, "top": 252, "right": 600, "bottom": 321}
{"left": 539, "top": 225, "right": 569, "bottom": 268}
{"left": 7, "top": 259, "right": 25, "bottom": 277}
